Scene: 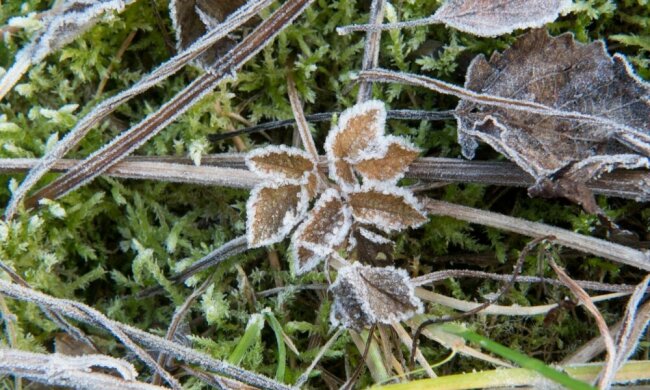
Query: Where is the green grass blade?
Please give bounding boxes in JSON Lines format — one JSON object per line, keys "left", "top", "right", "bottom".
{"left": 441, "top": 324, "right": 595, "bottom": 390}
{"left": 264, "top": 310, "right": 287, "bottom": 382}
{"left": 228, "top": 313, "right": 265, "bottom": 366}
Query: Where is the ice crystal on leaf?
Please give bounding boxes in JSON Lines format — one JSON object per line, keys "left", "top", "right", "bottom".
{"left": 456, "top": 29, "right": 650, "bottom": 213}
{"left": 329, "top": 263, "right": 423, "bottom": 331}
{"left": 245, "top": 100, "right": 427, "bottom": 329}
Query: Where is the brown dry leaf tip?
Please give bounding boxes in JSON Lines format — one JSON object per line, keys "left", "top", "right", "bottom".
{"left": 351, "top": 227, "right": 395, "bottom": 267}
{"left": 432, "top": 0, "right": 571, "bottom": 37}
{"left": 291, "top": 189, "right": 352, "bottom": 275}
{"left": 329, "top": 263, "right": 423, "bottom": 331}
{"left": 350, "top": 135, "right": 420, "bottom": 183}
{"left": 245, "top": 144, "right": 317, "bottom": 185}
{"left": 170, "top": 0, "right": 246, "bottom": 69}
{"left": 348, "top": 184, "right": 428, "bottom": 233}
{"left": 245, "top": 183, "right": 309, "bottom": 248}
{"left": 324, "top": 100, "right": 387, "bottom": 189}
{"left": 456, "top": 28, "right": 650, "bottom": 212}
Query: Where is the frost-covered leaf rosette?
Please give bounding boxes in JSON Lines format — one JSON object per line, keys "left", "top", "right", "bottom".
{"left": 245, "top": 100, "right": 426, "bottom": 329}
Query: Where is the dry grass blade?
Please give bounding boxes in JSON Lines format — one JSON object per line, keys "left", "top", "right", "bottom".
{"left": 0, "top": 348, "right": 168, "bottom": 390}
{"left": 286, "top": 74, "right": 319, "bottom": 161}
{"left": 3, "top": 0, "right": 274, "bottom": 220}
{"left": 152, "top": 274, "right": 216, "bottom": 386}
{"left": 0, "top": 279, "right": 291, "bottom": 390}
{"left": 599, "top": 275, "right": 650, "bottom": 388}
{"left": 20, "top": 0, "right": 315, "bottom": 211}
{"left": 2, "top": 156, "right": 647, "bottom": 201}
{"left": 294, "top": 327, "right": 345, "bottom": 388}
{"left": 546, "top": 254, "right": 616, "bottom": 389}
{"left": 423, "top": 198, "right": 650, "bottom": 271}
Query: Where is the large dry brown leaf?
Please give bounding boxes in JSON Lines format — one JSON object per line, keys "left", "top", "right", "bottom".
{"left": 245, "top": 145, "right": 316, "bottom": 183}
{"left": 330, "top": 263, "right": 423, "bottom": 331}
{"left": 352, "top": 136, "right": 420, "bottom": 183}
{"left": 325, "top": 100, "right": 386, "bottom": 188}
{"left": 456, "top": 29, "right": 650, "bottom": 212}
{"left": 432, "top": 0, "right": 570, "bottom": 37}
{"left": 245, "top": 183, "right": 308, "bottom": 248}
{"left": 348, "top": 185, "right": 427, "bottom": 232}
{"left": 291, "top": 189, "right": 352, "bottom": 274}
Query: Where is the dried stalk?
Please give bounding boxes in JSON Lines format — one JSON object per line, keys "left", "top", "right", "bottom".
{"left": 411, "top": 269, "right": 640, "bottom": 293}
{"left": 152, "top": 275, "right": 216, "bottom": 386}
{"left": 0, "top": 279, "right": 291, "bottom": 390}
{"left": 2, "top": 155, "right": 646, "bottom": 201}
{"left": 546, "top": 256, "right": 616, "bottom": 389}
{"left": 423, "top": 198, "right": 650, "bottom": 271}
{"left": 0, "top": 348, "right": 168, "bottom": 390}
{"left": 415, "top": 289, "right": 629, "bottom": 316}
{"left": 356, "top": 0, "right": 385, "bottom": 103}
{"left": 337, "top": 16, "right": 440, "bottom": 35}
{"left": 294, "top": 327, "right": 345, "bottom": 388}
{"left": 286, "top": 75, "right": 320, "bottom": 161}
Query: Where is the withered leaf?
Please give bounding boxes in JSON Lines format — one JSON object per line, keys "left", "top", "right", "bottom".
{"left": 170, "top": 0, "right": 246, "bottom": 68}
{"left": 246, "top": 145, "right": 316, "bottom": 184}
{"left": 432, "top": 0, "right": 570, "bottom": 37}
{"left": 353, "top": 227, "right": 394, "bottom": 267}
{"left": 456, "top": 29, "right": 650, "bottom": 212}
{"left": 291, "top": 189, "right": 352, "bottom": 275}
{"left": 330, "top": 263, "right": 423, "bottom": 331}
{"left": 352, "top": 136, "right": 420, "bottom": 183}
{"left": 348, "top": 185, "right": 427, "bottom": 232}
{"left": 325, "top": 100, "right": 386, "bottom": 188}
{"left": 246, "top": 183, "right": 309, "bottom": 248}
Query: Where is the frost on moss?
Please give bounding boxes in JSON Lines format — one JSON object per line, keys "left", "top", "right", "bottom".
{"left": 0, "top": 0, "right": 648, "bottom": 387}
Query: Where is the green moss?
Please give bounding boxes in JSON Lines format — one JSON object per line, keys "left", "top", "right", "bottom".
{"left": 0, "top": 0, "right": 649, "bottom": 388}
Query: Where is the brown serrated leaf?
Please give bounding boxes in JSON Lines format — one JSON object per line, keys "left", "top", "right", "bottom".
{"left": 432, "top": 0, "right": 570, "bottom": 37}
{"left": 352, "top": 136, "right": 420, "bottom": 183}
{"left": 330, "top": 263, "right": 423, "bottom": 331}
{"left": 325, "top": 100, "right": 386, "bottom": 188}
{"left": 246, "top": 183, "right": 308, "bottom": 248}
{"left": 171, "top": 0, "right": 246, "bottom": 68}
{"left": 246, "top": 145, "right": 316, "bottom": 183}
{"left": 348, "top": 185, "right": 427, "bottom": 232}
{"left": 291, "top": 189, "right": 352, "bottom": 274}
{"left": 456, "top": 29, "right": 650, "bottom": 212}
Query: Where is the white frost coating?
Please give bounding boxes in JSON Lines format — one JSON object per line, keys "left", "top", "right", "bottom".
{"left": 291, "top": 188, "right": 353, "bottom": 275}
{"left": 432, "top": 0, "right": 572, "bottom": 38}
{"left": 245, "top": 182, "right": 309, "bottom": 248}
{"left": 324, "top": 100, "right": 387, "bottom": 186}
{"left": 245, "top": 144, "right": 316, "bottom": 183}
{"left": 358, "top": 227, "right": 392, "bottom": 245}
{"left": 350, "top": 182, "right": 427, "bottom": 232}
{"left": 329, "top": 263, "right": 424, "bottom": 329}
{"left": 349, "top": 135, "right": 421, "bottom": 184}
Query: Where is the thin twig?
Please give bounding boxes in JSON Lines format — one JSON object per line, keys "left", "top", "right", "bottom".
{"left": 546, "top": 254, "right": 616, "bottom": 389}
{"left": 0, "top": 279, "right": 291, "bottom": 390}
{"left": 423, "top": 198, "right": 650, "bottom": 271}
{"left": 337, "top": 16, "right": 440, "bottom": 35}
{"left": 207, "top": 109, "right": 455, "bottom": 141}
{"left": 0, "top": 349, "right": 168, "bottom": 390}
{"left": 341, "top": 324, "right": 377, "bottom": 390}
